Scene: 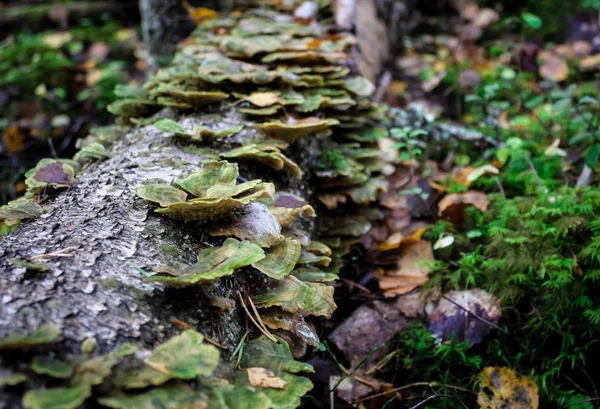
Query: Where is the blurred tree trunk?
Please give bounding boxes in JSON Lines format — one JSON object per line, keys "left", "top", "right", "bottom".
{"left": 139, "top": 0, "right": 195, "bottom": 70}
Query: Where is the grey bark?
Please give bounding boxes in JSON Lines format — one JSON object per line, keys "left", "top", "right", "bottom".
{"left": 0, "top": 108, "right": 318, "bottom": 356}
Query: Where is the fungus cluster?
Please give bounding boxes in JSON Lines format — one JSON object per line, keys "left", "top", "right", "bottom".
{"left": 0, "top": 4, "right": 400, "bottom": 408}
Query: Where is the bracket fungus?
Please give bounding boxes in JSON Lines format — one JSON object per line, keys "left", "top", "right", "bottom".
{"left": 1, "top": 2, "right": 401, "bottom": 408}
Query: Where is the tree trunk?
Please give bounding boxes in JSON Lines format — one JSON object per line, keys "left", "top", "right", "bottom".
{"left": 139, "top": 0, "right": 195, "bottom": 69}
{"left": 0, "top": 2, "right": 428, "bottom": 408}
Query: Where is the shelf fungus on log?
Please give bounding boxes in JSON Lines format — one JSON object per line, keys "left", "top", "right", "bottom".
{"left": 0, "top": 2, "right": 420, "bottom": 408}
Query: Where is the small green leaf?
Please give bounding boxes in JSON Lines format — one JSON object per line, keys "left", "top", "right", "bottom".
{"left": 586, "top": 144, "right": 600, "bottom": 169}
{"left": 521, "top": 12, "right": 542, "bottom": 29}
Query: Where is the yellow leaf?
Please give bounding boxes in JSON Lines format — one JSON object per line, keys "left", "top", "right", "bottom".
{"left": 478, "top": 367, "right": 539, "bottom": 409}
{"left": 2, "top": 126, "right": 24, "bottom": 153}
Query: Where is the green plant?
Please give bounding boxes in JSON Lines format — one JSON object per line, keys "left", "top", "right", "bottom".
{"left": 425, "top": 187, "right": 600, "bottom": 406}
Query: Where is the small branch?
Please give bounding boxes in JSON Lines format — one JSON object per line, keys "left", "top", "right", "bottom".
{"left": 353, "top": 382, "right": 476, "bottom": 404}
{"left": 340, "top": 278, "right": 371, "bottom": 293}
{"left": 409, "top": 393, "right": 453, "bottom": 409}
{"left": 28, "top": 247, "right": 76, "bottom": 260}
{"left": 577, "top": 364, "right": 599, "bottom": 409}
{"left": 237, "top": 292, "right": 278, "bottom": 343}
{"left": 170, "top": 317, "right": 230, "bottom": 350}
{"left": 493, "top": 176, "right": 506, "bottom": 200}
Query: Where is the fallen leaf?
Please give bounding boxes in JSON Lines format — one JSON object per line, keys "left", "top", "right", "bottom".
{"left": 379, "top": 275, "right": 429, "bottom": 295}
{"left": 478, "top": 367, "right": 539, "bottom": 409}
{"left": 2, "top": 126, "right": 24, "bottom": 153}
{"left": 247, "top": 367, "right": 288, "bottom": 389}
{"left": 438, "top": 191, "right": 489, "bottom": 228}
{"left": 539, "top": 55, "right": 569, "bottom": 82}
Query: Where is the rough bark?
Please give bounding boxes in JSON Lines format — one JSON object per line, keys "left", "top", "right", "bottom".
{"left": 0, "top": 107, "right": 319, "bottom": 349}
{"left": 0, "top": 1, "right": 441, "bottom": 407}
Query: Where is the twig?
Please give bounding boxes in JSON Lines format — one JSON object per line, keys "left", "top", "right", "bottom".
{"left": 493, "top": 176, "right": 506, "bottom": 200}
{"left": 441, "top": 294, "right": 508, "bottom": 334}
{"left": 563, "top": 373, "right": 591, "bottom": 399}
{"left": 237, "top": 292, "right": 278, "bottom": 343}
{"left": 170, "top": 317, "right": 230, "bottom": 350}
{"left": 28, "top": 247, "right": 76, "bottom": 260}
{"left": 340, "top": 278, "right": 371, "bottom": 293}
{"left": 577, "top": 364, "right": 599, "bottom": 409}
{"left": 408, "top": 393, "right": 453, "bottom": 409}
{"left": 528, "top": 159, "right": 547, "bottom": 193}
{"left": 353, "top": 382, "right": 476, "bottom": 403}
{"left": 329, "top": 344, "right": 385, "bottom": 394}
{"left": 247, "top": 296, "right": 273, "bottom": 340}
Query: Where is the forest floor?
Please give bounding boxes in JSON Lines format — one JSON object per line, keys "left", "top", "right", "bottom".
{"left": 2, "top": 2, "right": 600, "bottom": 409}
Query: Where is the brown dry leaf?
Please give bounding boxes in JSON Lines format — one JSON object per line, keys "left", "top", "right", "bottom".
{"left": 2, "top": 126, "right": 24, "bottom": 153}
{"left": 539, "top": 55, "right": 569, "bottom": 82}
{"left": 438, "top": 191, "right": 489, "bottom": 228}
{"left": 452, "top": 165, "right": 499, "bottom": 187}
{"left": 378, "top": 239, "right": 434, "bottom": 296}
{"left": 246, "top": 92, "right": 281, "bottom": 107}
{"left": 379, "top": 275, "right": 429, "bottom": 296}
{"left": 478, "top": 367, "right": 539, "bottom": 409}
{"left": 247, "top": 367, "right": 288, "bottom": 389}
{"left": 391, "top": 239, "right": 434, "bottom": 276}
